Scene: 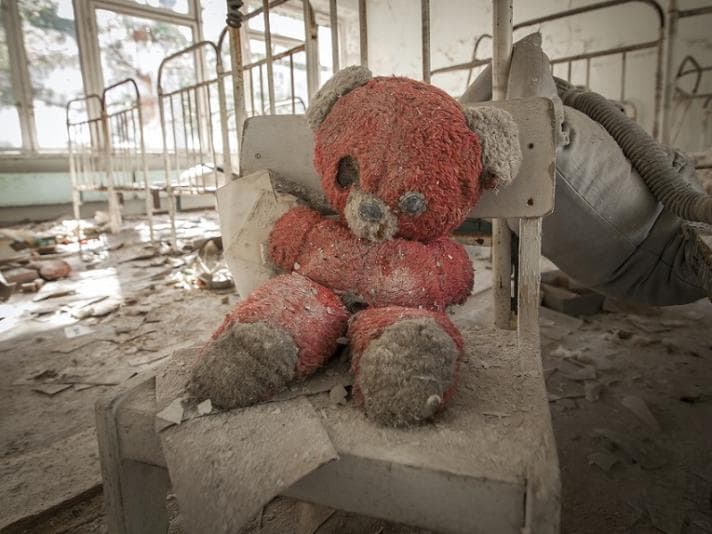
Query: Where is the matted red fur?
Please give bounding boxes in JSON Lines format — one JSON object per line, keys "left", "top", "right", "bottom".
{"left": 209, "top": 273, "right": 349, "bottom": 376}
{"left": 269, "top": 207, "right": 474, "bottom": 310}
{"left": 314, "top": 77, "right": 483, "bottom": 242}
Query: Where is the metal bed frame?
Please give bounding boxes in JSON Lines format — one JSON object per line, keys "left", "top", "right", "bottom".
{"left": 665, "top": 3, "right": 712, "bottom": 169}
{"left": 429, "top": 0, "right": 666, "bottom": 141}
{"left": 67, "top": 79, "right": 155, "bottom": 242}
{"left": 157, "top": 40, "right": 232, "bottom": 248}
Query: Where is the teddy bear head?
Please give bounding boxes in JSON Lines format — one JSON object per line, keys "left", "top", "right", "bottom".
{"left": 307, "top": 66, "right": 522, "bottom": 242}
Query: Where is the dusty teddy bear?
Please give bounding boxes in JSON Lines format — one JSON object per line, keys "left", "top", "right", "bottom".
{"left": 188, "top": 66, "right": 522, "bottom": 426}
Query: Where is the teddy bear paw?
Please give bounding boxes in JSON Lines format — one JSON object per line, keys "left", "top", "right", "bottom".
{"left": 188, "top": 321, "right": 298, "bottom": 409}
{"left": 354, "top": 318, "right": 459, "bottom": 427}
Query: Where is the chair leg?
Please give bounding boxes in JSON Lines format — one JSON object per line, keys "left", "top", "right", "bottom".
{"left": 119, "top": 460, "right": 170, "bottom": 534}
{"left": 96, "top": 390, "right": 170, "bottom": 533}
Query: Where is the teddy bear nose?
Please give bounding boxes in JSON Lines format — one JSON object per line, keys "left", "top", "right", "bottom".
{"left": 358, "top": 200, "right": 383, "bottom": 222}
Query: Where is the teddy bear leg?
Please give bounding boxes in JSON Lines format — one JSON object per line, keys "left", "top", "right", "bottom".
{"left": 188, "top": 273, "right": 349, "bottom": 409}
{"left": 348, "top": 306, "right": 464, "bottom": 426}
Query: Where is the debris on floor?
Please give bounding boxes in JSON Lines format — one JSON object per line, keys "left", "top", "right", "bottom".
{"left": 1, "top": 210, "right": 711, "bottom": 534}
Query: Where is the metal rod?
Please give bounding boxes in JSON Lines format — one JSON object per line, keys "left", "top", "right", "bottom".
{"left": 586, "top": 58, "right": 591, "bottom": 89}
{"left": 492, "top": 0, "right": 514, "bottom": 330}
{"left": 262, "top": 0, "right": 276, "bottom": 114}
{"left": 620, "top": 51, "right": 627, "bottom": 102}
{"left": 330, "top": 0, "right": 339, "bottom": 72}
{"left": 679, "top": 5, "right": 712, "bottom": 18}
{"left": 549, "top": 39, "right": 658, "bottom": 64}
{"left": 249, "top": 67, "right": 256, "bottom": 115}
{"left": 241, "top": 43, "right": 305, "bottom": 70}
{"left": 662, "top": 0, "right": 679, "bottom": 144}
{"left": 303, "top": 0, "right": 320, "bottom": 99}
{"left": 421, "top": 0, "right": 431, "bottom": 83}
{"left": 259, "top": 63, "right": 266, "bottom": 114}
{"left": 513, "top": 0, "right": 664, "bottom": 31}
{"left": 227, "top": 10, "right": 247, "bottom": 148}
{"left": 358, "top": 0, "right": 368, "bottom": 68}
{"left": 431, "top": 57, "right": 491, "bottom": 75}
{"left": 290, "top": 53, "right": 296, "bottom": 114}
{"left": 243, "top": 0, "right": 290, "bottom": 21}
{"left": 215, "top": 53, "right": 234, "bottom": 180}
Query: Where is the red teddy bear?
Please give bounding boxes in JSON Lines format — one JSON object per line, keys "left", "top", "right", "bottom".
{"left": 189, "top": 66, "right": 522, "bottom": 426}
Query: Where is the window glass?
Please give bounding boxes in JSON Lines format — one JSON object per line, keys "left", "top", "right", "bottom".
{"left": 96, "top": 9, "right": 193, "bottom": 149}
{"left": 201, "top": 0, "right": 226, "bottom": 43}
{"left": 0, "top": 19, "right": 22, "bottom": 150}
{"left": 19, "top": 0, "right": 83, "bottom": 149}
{"left": 125, "top": 0, "right": 189, "bottom": 15}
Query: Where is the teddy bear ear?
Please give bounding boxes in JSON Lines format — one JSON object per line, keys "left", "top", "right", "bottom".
{"left": 306, "top": 65, "right": 372, "bottom": 131}
{"left": 462, "top": 105, "right": 523, "bottom": 191}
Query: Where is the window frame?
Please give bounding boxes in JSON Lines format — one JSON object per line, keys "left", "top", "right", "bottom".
{"left": 0, "top": 0, "right": 203, "bottom": 158}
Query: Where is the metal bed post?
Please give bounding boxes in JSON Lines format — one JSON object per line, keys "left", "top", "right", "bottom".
{"left": 227, "top": 0, "right": 247, "bottom": 145}
{"left": 100, "top": 95, "right": 122, "bottom": 234}
{"left": 492, "top": 0, "right": 514, "bottom": 330}
{"left": 329, "top": 0, "right": 339, "bottom": 72}
{"left": 421, "top": 0, "right": 430, "bottom": 84}
{"left": 359, "top": 0, "right": 368, "bottom": 68}
{"left": 303, "top": 0, "right": 320, "bottom": 99}
{"left": 262, "top": 0, "right": 277, "bottom": 113}
{"left": 158, "top": 89, "right": 178, "bottom": 250}
{"left": 135, "top": 91, "right": 155, "bottom": 244}
{"left": 216, "top": 52, "right": 234, "bottom": 180}
{"left": 662, "top": 0, "right": 679, "bottom": 145}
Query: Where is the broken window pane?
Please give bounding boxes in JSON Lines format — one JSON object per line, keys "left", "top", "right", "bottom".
{"left": 96, "top": 9, "right": 193, "bottom": 150}
{"left": 19, "top": 0, "right": 83, "bottom": 150}
{"left": 0, "top": 15, "right": 23, "bottom": 150}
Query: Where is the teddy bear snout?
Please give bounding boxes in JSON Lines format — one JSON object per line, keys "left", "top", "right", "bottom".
{"left": 358, "top": 199, "right": 383, "bottom": 222}
{"left": 344, "top": 188, "right": 398, "bottom": 241}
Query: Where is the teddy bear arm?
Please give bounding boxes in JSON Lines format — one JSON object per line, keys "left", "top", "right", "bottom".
{"left": 188, "top": 273, "right": 350, "bottom": 409}
{"left": 268, "top": 205, "right": 330, "bottom": 272}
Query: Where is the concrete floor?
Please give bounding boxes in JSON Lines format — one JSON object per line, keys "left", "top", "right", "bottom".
{"left": 1, "top": 211, "right": 711, "bottom": 534}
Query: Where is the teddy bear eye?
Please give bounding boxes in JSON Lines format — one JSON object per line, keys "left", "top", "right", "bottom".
{"left": 336, "top": 155, "right": 359, "bottom": 189}
{"left": 399, "top": 192, "right": 427, "bottom": 215}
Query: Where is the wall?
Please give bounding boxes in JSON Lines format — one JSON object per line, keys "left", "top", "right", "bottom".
{"left": 360, "top": 0, "right": 712, "bottom": 153}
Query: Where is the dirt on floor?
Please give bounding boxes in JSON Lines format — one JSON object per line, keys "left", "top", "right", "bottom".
{"left": 1, "top": 211, "right": 711, "bottom": 534}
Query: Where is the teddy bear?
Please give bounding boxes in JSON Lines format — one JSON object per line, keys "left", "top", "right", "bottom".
{"left": 188, "top": 65, "right": 522, "bottom": 426}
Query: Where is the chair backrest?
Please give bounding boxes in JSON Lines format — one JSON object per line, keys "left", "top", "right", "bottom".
{"left": 237, "top": 96, "right": 557, "bottom": 340}
{"left": 239, "top": 96, "right": 556, "bottom": 219}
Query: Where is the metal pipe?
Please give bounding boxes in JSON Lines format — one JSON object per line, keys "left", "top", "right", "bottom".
{"left": 492, "top": 0, "right": 514, "bottom": 330}
{"left": 329, "top": 0, "right": 339, "bottom": 72}
{"left": 421, "top": 0, "right": 430, "bottom": 83}
{"left": 359, "top": 0, "right": 368, "bottom": 68}
{"left": 262, "top": 0, "right": 276, "bottom": 114}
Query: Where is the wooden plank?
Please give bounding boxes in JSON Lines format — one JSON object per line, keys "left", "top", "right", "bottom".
{"left": 517, "top": 217, "right": 542, "bottom": 341}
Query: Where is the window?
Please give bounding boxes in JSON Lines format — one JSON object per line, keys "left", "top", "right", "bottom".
{"left": 0, "top": 20, "right": 22, "bottom": 150}
{"left": 18, "top": 0, "right": 83, "bottom": 149}
{"left": 125, "top": 0, "right": 190, "bottom": 16}
{"left": 96, "top": 9, "right": 193, "bottom": 149}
